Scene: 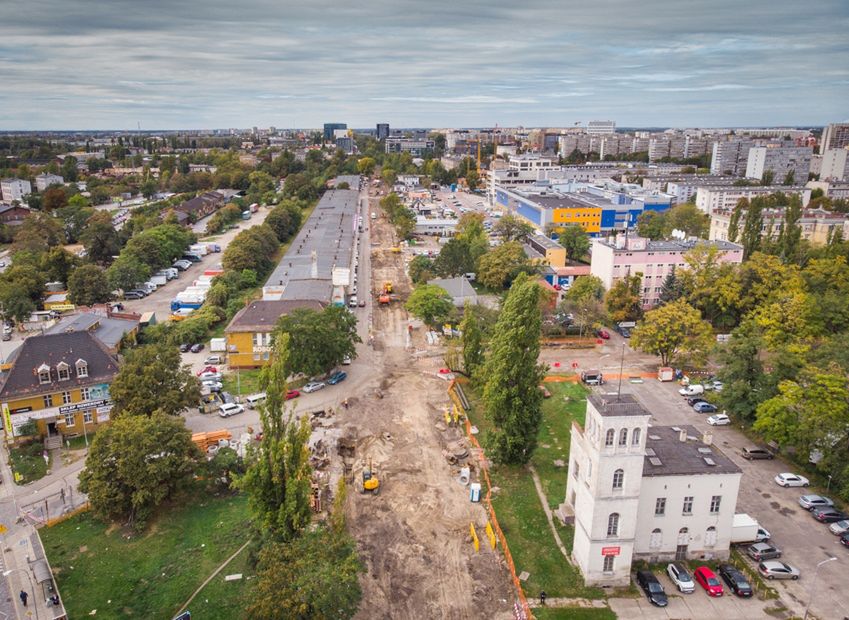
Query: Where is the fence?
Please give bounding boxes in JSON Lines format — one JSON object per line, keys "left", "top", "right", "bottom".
{"left": 20, "top": 485, "right": 89, "bottom": 529}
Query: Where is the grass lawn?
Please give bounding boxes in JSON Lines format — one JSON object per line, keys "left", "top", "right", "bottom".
{"left": 63, "top": 432, "right": 96, "bottom": 451}
{"left": 42, "top": 493, "right": 251, "bottom": 619}
{"left": 465, "top": 381, "right": 604, "bottom": 601}
{"left": 8, "top": 441, "right": 49, "bottom": 484}
{"left": 190, "top": 541, "right": 252, "bottom": 619}
{"left": 533, "top": 608, "right": 617, "bottom": 620}
{"left": 221, "top": 368, "right": 263, "bottom": 397}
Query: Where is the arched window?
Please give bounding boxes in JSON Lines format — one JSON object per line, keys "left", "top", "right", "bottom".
{"left": 677, "top": 527, "right": 689, "bottom": 545}
{"left": 650, "top": 528, "right": 662, "bottom": 549}
{"left": 705, "top": 526, "right": 717, "bottom": 547}
{"left": 632, "top": 427, "right": 641, "bottom": 446}
{"left": 607, "top": 513, "right": 620, "bottom": 537}
{"left": 605, "top": 429, "right": 615, "bottom": 447}
{"left": 612, "top": 469, "right": 624, "bottom": 490}
{"left": 619, "top": 428, "right": 628, "bottom": 446}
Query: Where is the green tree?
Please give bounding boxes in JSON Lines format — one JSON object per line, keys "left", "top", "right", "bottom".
{"left": 557, "top": 225, "right": 590, "bottom": 262}
{"left": 726, "top": 197, "right": 747, "bottom": 243}
{"left": 405, "top": 284, "right": 453, "bottom": 327}
{"left": 40, "top": 246, "right": 81, "bottom": 284}
{"left": 408, "top": 254, "right": 435, "bottom": 284}
{"left": 459, "top": 302, "right": 484, "bottom": 377}
{"left": 392, "top": 207, "right": 416, "bottom": 240}
{"left": 68, "top": 264, "right": 111, "bottom": 306}
{"left": 107, "top": 254, "right": 151, "bottom": 291}
{"left": 0, "top": 283, "right": 35, "bottom": 324}
{"left": 716, "top": 320, "right": 768, "bottom": 423}
{"left": 605, "top": 273, "right": 644, "bottom": 323}
{"left": 667, "top": 203, "right": 710, "bottom": 238}
{"left": 222, "top": 225, "right": 280, "bottom": 273}
{"left": 80, "top": 211, "right": 122, "bottom": 265}
{"left": 561, "top": 275, "right": 606, "bottom": 337}
{"left": 564, "top": 275, "right": 605, "bottom": 304}
{"left": 356, "top": 156, "right": 376, "bottom": 175}
{"left": 476, "top": 241, "right": 534, "bottom": 290}
{"left": 78, "top": 413, "right": 201, "bottom": 529}
{"left": 266, "top": 201, "right": 303, "bottom": 243}
{"left": 274, "top": 306, "right": 360, "bottom": 377}
{"left": 433, "top": 239, "right": 474, "bottom": 277}
{"left": 56, "top": 199, "right": 96, "bottom": 244}
{"left": 240, "top": 335, "right": 313, "bottom": 542}
{"left": 778, "top": 196, "right": 802, "bottom": 264}
{"left": 637, "top": 210, "right": 668, "bottom": 240}
{"left": 12, "top": 212, "right": 65, "bottom": 253}
{"left": 658, "top": 268, "right": 684, "bottom": 305}
{"left": 481, "top": 273, "right": 546, "bottom": 464}
{"left": 761, "top": 170, "right": 775, "bottom": 186}
{"left": 493, "top": 214, "right": 533, "bottom": 242}
{"left": 782, "top": 170, "right": 796, "bottom": 185}
{"left": 455, "top": 212, "right": 488, "bottom": 261}
{"left": 630, "top": 299, "right": 714, "bottom": 366}
{"left": 110, "top": 343, "right": 201, "bottom": 417}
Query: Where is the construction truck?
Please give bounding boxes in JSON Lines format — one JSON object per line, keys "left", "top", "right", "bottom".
{"left": 378, "top": 281, "right": 392, "bottom": 305}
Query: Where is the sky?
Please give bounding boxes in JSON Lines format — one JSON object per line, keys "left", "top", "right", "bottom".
{"left": 1, "top": 0, "right": 848, "bottom": 130}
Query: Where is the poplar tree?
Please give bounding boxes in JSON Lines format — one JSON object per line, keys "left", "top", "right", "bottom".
{"left": 481, "top": 273, "right": 546, "bottom": 464}
{"left": 460, "top": 302, "right": 483, "bottom": 378}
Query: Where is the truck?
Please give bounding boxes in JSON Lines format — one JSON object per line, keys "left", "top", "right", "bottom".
{"left": 170, "top": 294, "right": 204, "bottom": 312}
{"left": 206, "top": 243, "right": 222, "bottom": 253}
{"left": 149, "top": 274, "right": 168, "bottom": 287}
{"left": 731, "top": 513, "right": 771, "bottom": 544}
{"left": 189, "top": 244, "right": 209, "bottom": 257}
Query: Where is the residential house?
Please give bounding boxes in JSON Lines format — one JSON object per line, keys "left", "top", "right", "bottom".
{"left": 35, "top": 173, "right": 64, "bottom": 191}
{"left": 427, "top": 277, "right": 478, "bottom": 307}
{"left": 0, "top": 204, "right": 33, "bottom": 226}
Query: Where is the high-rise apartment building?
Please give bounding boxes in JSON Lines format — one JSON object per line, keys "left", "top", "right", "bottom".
{"left": 820, "top": 148, "right": 849, "bottom": 181}
{"left": 323, "top": 123, "right": 347, "bottom": 141}
{"left": 376, "top": 123, "right": 390, "bottom": 140}
{"left": 820, "top": 123, "right": 849, "bottom": 154}
{"left": 710, "top": 140, "right": 753, "bottom": 176}
{"left": 587, "top": 120, "right": 616, "bottom": 135}
{"left": 745, "top": 145, "right": 813, "bottom": 184}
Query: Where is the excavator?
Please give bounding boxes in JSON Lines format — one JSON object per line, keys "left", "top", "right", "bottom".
{"left": 378, "top": 281, "right": 392, "bottom": 305}
{"left": 362, "top": 458, "right": 380, "bottom": 495}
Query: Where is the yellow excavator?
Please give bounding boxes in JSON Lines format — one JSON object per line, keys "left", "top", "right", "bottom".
{"left": 362, "top": 458, "right": 380, "bottom": 495}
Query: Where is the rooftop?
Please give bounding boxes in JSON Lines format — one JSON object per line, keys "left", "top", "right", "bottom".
{"left": 644, "top": 425, "right": 741, "bottom": 477}
{"left": 594, "top": 236, "right": 743, "bottom": 253}
{"left": 588, "top": 393, "right": 649, "bottom": 418}
{"left": 225, "top": 299, "right": 325, "bottom": 333}
{"left": 427, "top": 277, "right": 477, "bottom": 299}
{"left": 45, "top": 312, "right": 139, "bottom": 351}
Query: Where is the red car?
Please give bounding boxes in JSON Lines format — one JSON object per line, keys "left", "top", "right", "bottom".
{"left": 197, "top": 366, "right": 218, "bottom": 376}
{"left": 285, "top": 390, "right": 300, "bottom": 400}
{"left": 596, "top": 329, "right": 610, "bottom": 339}
{"left": 693, "top": 566, "right": 724, "bottom": 597}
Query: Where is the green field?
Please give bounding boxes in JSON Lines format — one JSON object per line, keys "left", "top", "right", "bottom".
{"left": 532, "top": 607, "right": 617, "bottom": 620}
{"left": 9, "top": 441, "right": 50, "bottom": 484}
{"left": 42, "top": 493, "right": 251, "bottom": 619}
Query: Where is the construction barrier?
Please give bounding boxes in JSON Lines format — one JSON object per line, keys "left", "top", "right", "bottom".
{"left": 45, "top": 502, "right": 90, "bottom": 528}
{"left": 470, "top": 522, "right": 480, "bottom": 552}
{"left": 485, "top": 521, "right": 497, "bottom": 550}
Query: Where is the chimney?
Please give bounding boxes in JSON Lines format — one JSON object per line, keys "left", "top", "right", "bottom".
{"left": 678, "top": 429, "right": 687, "bottom": 443}
{"left": 702, "top": 431, "right": 713, "bottom": 446}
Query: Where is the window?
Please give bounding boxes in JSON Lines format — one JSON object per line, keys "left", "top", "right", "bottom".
{"left": 612, "top": 469, "right": 624, "bottom": 490}
{"left": 61, "top": 391, "right": 72, "bottom": 404}
{"left": 42, "top": 394, "right": 54, "bottom": 408}
{"left": 80, "top": 387, "right": 90, "bottom": 401}
{"left": 64, "top": 413, "right": 75, "bottom": 427}
{"left": 605, "top": 429, "right": 614, "bottom": 447}
{"left": 632, "top": 428, "right": 641, "bottom": 446}
{"left": 607, "top": 513, "right": 619, "bottom": 537}
{"left": 37, "top": 364, "right": 51, "bottom": 384}
{"left": 76, "top": 359, "right": 88, "bottom": 378}
{"left": 83, "top": 411, "right": 93, "bottom": 424}
{"left": 683, "top": 496, "right": 693, "bottom": 515}
{"left": 619, "top": 428, "right": 628, "bottom": 446}
{"left": 572, "top": 461, "right": 579, "bottom": 479}
{"left": 57, "top": 362, "right": 70, "bottom": 381}
{"left": 602, "top": 555, "right": 615, "bottom": 573}
{"left": 710, "top": 495, "right": 721, "bottom": 514}
{"left": 650, "top": 528, "right": 662, "bottom": 549}
{"left": 655, "top": 497, "right": 666, "bottom": 516}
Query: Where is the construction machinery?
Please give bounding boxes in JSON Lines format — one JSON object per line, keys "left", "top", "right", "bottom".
{"left": 362, "top": 458, "right": 380, "bottom": 495}
{"left": 378, "top": 281, "right": 392, "bottom": 305}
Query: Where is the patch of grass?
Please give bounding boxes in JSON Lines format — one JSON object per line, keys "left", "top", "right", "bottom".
{"left": 62, "top": 433, "right": 96, "bottom": 451}
{"left": 42, "top": 493, "right": 251, "bottom": 619}
{"left": 9, "top": 441, "right": 49, "bottom": 484}
{"left": 190, "top": 540, "right": 252, "bottom": 619}
{"left": 533, "top": 608, "right": 617, "bottom": 620}
{"left": 222, "top": 368, "right": 263, "bottom": 397}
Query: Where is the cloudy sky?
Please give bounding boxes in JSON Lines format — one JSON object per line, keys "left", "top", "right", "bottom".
{"left": 1, "top": 0, "right": 847, "bottom": 130}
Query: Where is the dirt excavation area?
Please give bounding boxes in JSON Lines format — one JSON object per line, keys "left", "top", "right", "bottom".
{"left": 339, "top": 195, "right": 514, "bottom": 619}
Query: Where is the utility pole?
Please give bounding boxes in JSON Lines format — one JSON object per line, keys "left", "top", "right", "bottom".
{"left": 803, "top": 556, "right": 836, "bottom": 620}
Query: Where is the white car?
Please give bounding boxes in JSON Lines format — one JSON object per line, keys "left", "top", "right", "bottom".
{"left": 774, "top": 473, "right": 810, "bottom": 488}
{"left": 707, "top": 414, "right": 731, "bottom": 426}
{"left": 199, "top": 371, "right": 222, "bottom": 381}
{"left": 666, "top": 562, "right": 695, "bottom": 593}
{"left": 204, "top": 355, "right": 224, "bottom": 365}
{"left": 302, "top": 381, "right": 326, "bottom": 393}
{"left": 218, "top": 403, "right": 245, "bottom": 418}
{"left": 829, "top": 519, "right": 849, "bottom": 535}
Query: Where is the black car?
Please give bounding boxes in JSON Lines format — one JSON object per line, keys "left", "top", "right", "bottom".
{"left": 686, "top": 396, "right": 708, "bottom": 406}
{"left": 636, "top": 570, "right": 668, "bottom": 607}
{"left": 813, "top": 507, "right": 849, "bottom": 523}
{"left": 190, "top": 343, "right": 204, "bottom": 353}
{"left": 179, "top": 343, "right": 191, "bottom": 353}
{"left": 840, "top": 532, "right": 849, "bottom": 548}
{"left": 718, "top": 564, "right": 753, "bottom": 598}
{"left": 123, "top": 290, "right": 145, "bottom": 300}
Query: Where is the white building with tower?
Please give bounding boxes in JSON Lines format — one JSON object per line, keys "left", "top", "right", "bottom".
{"left": 561, "top": 393, "right": 742, "bottom": 586}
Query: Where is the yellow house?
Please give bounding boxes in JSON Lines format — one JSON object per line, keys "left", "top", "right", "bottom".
{"left": 0, "top": 331, "right": 119, "bottom": 440}
{"left": 526, "top": 234, "right": 567, "bottom": 268}
{"left": 225, "top": 299, "right": 324, "bottom": 369}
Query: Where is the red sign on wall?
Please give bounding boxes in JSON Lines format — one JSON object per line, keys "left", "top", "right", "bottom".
{"left": 601, "top": 546, "right": 621, "bottom": 556}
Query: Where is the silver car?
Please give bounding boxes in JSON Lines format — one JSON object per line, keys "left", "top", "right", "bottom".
{"left": 798, "top": 495, "right": 834, "bottom": 511}
{"left": 758, "top": 560, "right": 800, "bottom": 580}
{"left": 829, "top": 519, "right": 849, "bottom": 535}
{"left": 302, "top": 381, "right": 326, "bottom": 393}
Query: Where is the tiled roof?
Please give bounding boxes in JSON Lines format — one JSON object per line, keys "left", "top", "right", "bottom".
{"left": 225, "top": 300, "right": 325, "bottom": 333}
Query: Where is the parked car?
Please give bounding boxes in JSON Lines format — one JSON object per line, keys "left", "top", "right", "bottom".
{"left": 812, "top": 507, "right": 849, "bottom": 523}
{"left": 712, "top": 380, "right": 724, "bottom": 392}
{"left": 123, "top": 290, "right": 145, "bottom": 300}
{"left": 758, "top": 560, "right": 800, "bottom": 580}
{"left": 342, "top": 355, "right": 352, "bottom": 365}
{"left": 218, "top": 403, "right": 245, "bottom": 418}
{"left": 829, "top": 519, "right": 849, "bottom": 535}
{"left": 580, "top": 370, "right": 604, "bottom": 385}
{"left": 774, "top": 472, "right": 809, "bottom": 487}
{"left": 302, "top": 381, "right": 326, "bottom": 393}
{"left": 707, "top": 413, "right": 731, "bottom": 426}
{"left": 179, "top": 343, "right": 191, "bottom": 353}
{"left": 718, "top": 564, "right": 753, "bottom": 598}
{"left": 204, "top": 355, "right": 224, "bottom": 365}
{"left": 693, "top": 402, "right": 718, "bottom": 413}
{"left": 798, "top": 495, "right": 834, "bottom": 511}
{"left": 747, "top": 542, "right": 782, "bottom": 561}
{"left": 327, "top": 371, "right": 347, "bottom": 385}
{"left": 742, "top": 447, "right": 775, "bottom": 460}
{"left": 635, "top": 571, "right": 668, "bottom": 607}
{"left": 285, "top": 390, "right": 300, "bottom": 400}
{"left": 666, "top": 562, "right": 695, "bottom": 594}
{"left": 693, "top": 566, "right": 724, "bottom": 596}
{"left": 686, "top": 396, "right": 707, "bottom": 407}
{"left": 199, "top": 371, "right": 222, "bottom": 381}
{"left": 840, "top": 532, "right": 849, "bottom": 548}
{"left": 358, "top": 299, "right": 366, "bottom": 307}
{"left": 596, "top": 328, "right": 610, "bottom": 339}
{"left": 190, "top": 343, "right": 204, "bottom": 353}
{"left": 197, "top": 366, "right": 218, "bottom": 376}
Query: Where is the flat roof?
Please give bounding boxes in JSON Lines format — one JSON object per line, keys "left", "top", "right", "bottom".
{"left": 644, "top": 425, "right": 741, "bottom": 477}
{"left": 595, "top": 237, "right": 743, "bottom": 253}
{"left": 588, "top": 393, "right": 649, "bottom": 417}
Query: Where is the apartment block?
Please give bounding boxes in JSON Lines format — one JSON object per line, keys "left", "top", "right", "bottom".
{"left": 710, "top": 140, "right": 753, "bottom": 176}
{"left": 695, "top": 185, "right": 811, "bottom": 213}
{"left": 0, "top": 178, "right": 32, "bottom": 202}
{"left": 820, "top": 148, "right": 849, "bottom": 181}
{"left": 35, "top": 173, "right": 64, "bottom": 191}
{"left": 710, "top": 206, "right": 849, "bottom": 246}
{"left": 821, "top": 123, "right": 849, "bottom": 154}
{"left": 745, "top": 145, "right": 813, "bottom": 184}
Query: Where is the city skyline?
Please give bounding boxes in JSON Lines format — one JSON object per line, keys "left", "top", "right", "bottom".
{"left": 1, "top": 0, "right": 847, "bottom": 130}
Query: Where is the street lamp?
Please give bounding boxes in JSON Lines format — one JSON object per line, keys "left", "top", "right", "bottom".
{"left": 3, "top": 568, "right": 40, "bottom": 620}
{"left": 803, "top": 556, "right": 837, "bottom": 620}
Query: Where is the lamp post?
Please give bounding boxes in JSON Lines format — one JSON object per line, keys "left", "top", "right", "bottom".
{"left": 803, "top": 556, "right": 836, "bottom": 620}
{"left": 3, "top": 568, "right": 40, "bottom": 620}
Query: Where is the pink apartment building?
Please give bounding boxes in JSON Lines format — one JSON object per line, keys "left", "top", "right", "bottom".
{"left": 590, "top": 234, "right": 743, "bottom": 307}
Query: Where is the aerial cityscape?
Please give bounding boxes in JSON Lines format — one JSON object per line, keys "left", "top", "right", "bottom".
{"left": 0, "top": 1, "right": 847, "bottom": 619}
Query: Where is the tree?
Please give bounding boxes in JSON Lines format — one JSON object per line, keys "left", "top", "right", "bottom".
{"left": 0, "top": 283, "right": 35, "bottom": 324}
{"left": 392, "top": 207, "right": 416, "bottom": 240}
{"left": 68, "top": 264, "right": 111, "bottom": 306}
{"left": 40, "top": 246, "right": 81, "bottom": 284}
{"left": 223, "top": 225, "right": 279, "bottom": 273}
{"left": 564, "top": 275, "right": 604, "bottom": 305}
{"left": 716, "top": 320, "right": 768, "bottom": 423}
{"left": 107, "top": 254, "right": 151, "bottom": 291}
{"left": 266, "top": 201, "right": 303, "bottom": 243}
{"left": 493, "top": 214, "right": 533, "bottom": 242}
{"left": 110, "top": 343, "right": 201, "bottom": 417}
{"left": 476, "top": 241, "right": 534, "bottom": 290}
{"left": 356, "top": 157, "right": 376, "bottom": 175}
{"left": 455, "top": 212, "right": 488, "bottom": 261}
{"left": 761, "top": 170, "right": 775, "bottom": 186}
{"left": 460, "top": 302, "right": 484, "bottom": 377}
{"left": 667, "top": 203, "right": 709, "bottom": 238}
{"left": 637, "top": 210, "right": 668, "bottom": 240}
{"left": 405, "top": 284, "right": 453, "bottom": 327}
{"left": 605, "top": 273, "right": 643, "bottom": 323}
{"left": 561, "top": 275, "right": 606, "bottom": 336}
{"left": 12, "top": 212, "right": 65, "bottom": 252}
{"left": 726, "top": 197, "right": 747, "bottom": 243}
{"left": 433, "top": 239, "right": 474, "bottom": 277}
{"left": 41, "top": 186, "right": 68, "bottom": 211}
{"left": 78, "top": 413, "right": 201, "bottom": 529}
{"left": 778, "top": 196, "right": 802, "bottom": 264}
{"left": 557, "top": 225, "right": 590, "bottom": 262}
{"left": 408, "top": 254, "right": 435, "bottom": 284}
{"left": 275, "top": 306, "right": 361, "bottom": 378}
{"left": 80, "top": 211, "right": 122, "bottom": 265}
{"left": 481, "top": 273, "right": 546, "bottom": 464}
{"left": 782, "top": 170, "right": 796, "bottom": 186}
{"left": 630, "top": 299, "right": 714, "bottom": 366}
{"left": 239, "top": 335, "right": 313, "bottom": 542}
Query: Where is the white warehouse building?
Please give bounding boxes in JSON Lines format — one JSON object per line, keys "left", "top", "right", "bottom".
{"left": 561, "top": 393, "right": 742, "bottom": 586}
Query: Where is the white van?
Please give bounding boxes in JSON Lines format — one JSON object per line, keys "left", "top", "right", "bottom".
{"left": 245, "top": 393, "right": 267, "bottom": 409}
{"left": 678, "top": 384, "right": 705, "bottom": 397}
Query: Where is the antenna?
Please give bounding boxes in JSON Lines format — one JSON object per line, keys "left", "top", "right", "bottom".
{"left": 616, "top": 343, "right": 626, "bottom": 400}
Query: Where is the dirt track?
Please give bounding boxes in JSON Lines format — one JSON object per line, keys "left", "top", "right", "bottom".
{"left": 344, "top": 189, "right": 514, "bottom": 619}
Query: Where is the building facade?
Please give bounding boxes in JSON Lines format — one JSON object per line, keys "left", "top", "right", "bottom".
{"left": 745, "top": 145, "right": 813, "bottom": 184}
{"left": 323, "top": 123, "right": 347, "bottom": 141}
{"left": 587, "top": 121, "right": 616, "bottom": 135}
{"left": 562, "top": 394, "right": 741, "bottom": 586}
{"left": 709, "top": 140, "right": 753, "bottom": 176}
{"left": 820, "top": 148, "right": 849, "bottom": 181}
{"left": 376, "top": 123, "right": 390, "bottom": 141}
{"left": 710, "top": 206, "right": 849, "bottom": 246}
{"left": 385, "top": 137, "right": 435, "bottom": 156}
{"left": 0, "top": 178, "right": 32, "bottom": 202}
{"left": 35, "top": 173, "right": 64, "bottom": 191}
{"left": 695, "top": 185, "right": 812, "bottom": 213}
{"left": 821, "top": 123, "right": 849, "bottom": 154}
